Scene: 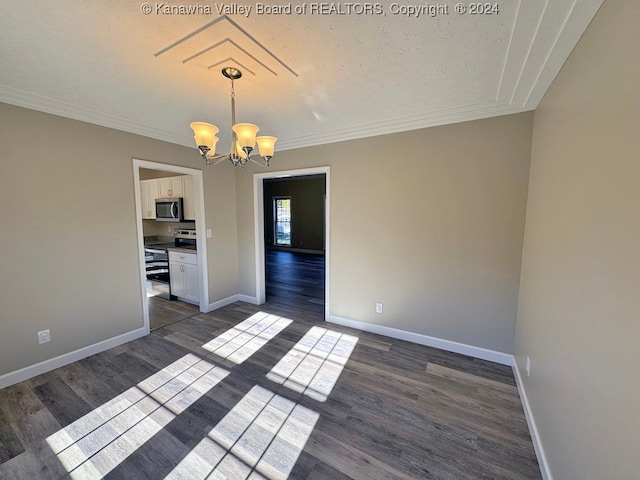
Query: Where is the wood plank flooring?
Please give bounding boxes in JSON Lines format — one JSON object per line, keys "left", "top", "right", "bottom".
{"left": 149, "top": 296, "right": 200, "bottom": 331}
{"left": 265, "top": 250, "right": 325, "bottom": 317}
{"left": 0, "top": 251, "right": 541, "bottom": 479}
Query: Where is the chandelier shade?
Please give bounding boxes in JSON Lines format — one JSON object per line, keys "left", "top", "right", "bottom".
{"left": 190, "top": 122, "right": 219, "bottom": 155}
{"left": 232, "top": 123, "right": 259, "bottom": 152}
{"left": 256, "top": 136, "right": 277, "bottom": 158}
{"left": 190, "top": 68, "right": 277, "bottom": 168}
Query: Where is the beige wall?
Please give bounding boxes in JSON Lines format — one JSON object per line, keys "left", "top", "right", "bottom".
{"left": 0, "top": 103, "right": 239, "bottom": 377}
{"left": 515, "top": 0, "right": 640, "bottom": 477}
{"left": 236, "top": 113, "right": 533, "bottom": 354}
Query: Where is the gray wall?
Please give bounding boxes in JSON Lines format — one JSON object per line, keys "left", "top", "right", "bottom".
{"left": 0, "top": 104, "right": 531, "bottom": 379}
{"left": 515, "top": 0, "right": 640, "bottom": 477}
{"left": 0, "top": 103, "right": 239, "bottom": 377}
{"left": 263, "top": 176, "right": 325, "bottom": 251}
{"left": 236, "top": 113, "right": 533, "bottom": 354}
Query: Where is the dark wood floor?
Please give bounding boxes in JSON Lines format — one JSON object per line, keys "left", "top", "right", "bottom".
{"left": 0, "top": 251, "right": 541, "bottom": 479}
{"left": 149, "top": 295, "right": 200, "bottom": 331}
{"left": 146, "top": 250, "right": 325, "bottom": 331}
{"left": 265, "top": 250, "right": 325, "bottom": 317}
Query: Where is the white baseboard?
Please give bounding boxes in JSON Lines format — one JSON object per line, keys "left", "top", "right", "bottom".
{"left": 324, "top": 315, "right": 548, "bottom": 476}
{"left": 237, "top": 294, "right": 259, "bottom": 305}
{"left": 512, "top": 358, "right": 553, "bottom": 480}
{"left": 208, "top": 294, "right": 241, "bottom": 311}
{"left": 326, "top": 315, "right": 513, "bottom": 365}
{"left": 0, "top": 327, "right": 147, "bottom": 390}
{"left": 208, "top": 294, "right": 259, "bottom": 311}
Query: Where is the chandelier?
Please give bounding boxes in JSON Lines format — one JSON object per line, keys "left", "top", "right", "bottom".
{"left": 190, "top": 67, "right": 277, "bottom": 168}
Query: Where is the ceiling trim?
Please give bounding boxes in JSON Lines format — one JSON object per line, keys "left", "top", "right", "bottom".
{"left": 277, "top": 103, "right": 528, "bottom": 150}
{"left": 208, "top": 57, "right": 256, "bottom": 76}
{"left": 0, "top": 1, "right": 605, "bottom": 153}
{"left": 155, "top": 14, "right": 297, "bottom": 77}
{"left": 189, "top": 38, "right": 275, "bottom": 76}
{"left": 0, "top": 83, "right": 536, "bottom": 153}
{"left": 0, "top": 84, "right": 189, "bottom": 147}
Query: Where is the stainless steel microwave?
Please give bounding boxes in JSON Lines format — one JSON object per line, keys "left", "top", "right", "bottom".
{"left": 155, "top": 198, "right": 184, "bottom": 222}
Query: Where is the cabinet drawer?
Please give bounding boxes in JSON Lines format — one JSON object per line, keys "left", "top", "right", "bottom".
{"left": 168, "top": 251, "right": 197, "bottom": 265}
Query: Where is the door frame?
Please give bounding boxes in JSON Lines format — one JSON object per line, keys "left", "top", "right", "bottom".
{"left": 132, "top": 159, "right": 209, "bottom": 333}
{"left": 252, "top": 166, "right": 330, "bottom": 320}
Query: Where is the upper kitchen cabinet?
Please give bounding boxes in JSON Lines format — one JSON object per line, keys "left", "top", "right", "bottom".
{"left": 140, "top": 179, "right": 159, "bottom": 219}
{"left": 158, "top": 176, "right": 183, "bottom": 198}
{"left": 182, "top": 175, "right": 195, "bottom": 221}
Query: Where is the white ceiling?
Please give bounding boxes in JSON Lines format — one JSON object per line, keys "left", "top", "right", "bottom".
{"left": 0, "top": 0, "right": 603, "bottom": 153}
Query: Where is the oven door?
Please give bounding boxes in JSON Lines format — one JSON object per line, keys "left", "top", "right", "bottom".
{"left": 144, "top": 247, "right": 173, "bottom": 300}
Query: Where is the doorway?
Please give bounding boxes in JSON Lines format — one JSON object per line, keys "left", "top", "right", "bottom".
{"left": 252, "top": 167, "right": 330, "bottom": 320}
{"left": 263, "top": 175, "right": 325, "bottom": 316}
{"left": 132, "top": 159, "right": 209, "bottom": 333}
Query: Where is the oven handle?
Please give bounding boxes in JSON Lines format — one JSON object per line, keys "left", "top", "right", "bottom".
{"left": 145, "top": 248, "right": 167, "bottom": 255}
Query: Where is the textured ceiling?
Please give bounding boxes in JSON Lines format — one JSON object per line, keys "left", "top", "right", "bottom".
{"left": 0, "top": 0, "right": 603, "bottom": 154}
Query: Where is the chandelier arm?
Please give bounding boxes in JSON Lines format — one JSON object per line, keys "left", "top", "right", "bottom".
{"left": 206, "top": 156, "right": 229, "bottom": 166}
{"left": 248, "top": 157, "right": 267, "bottom": 166}
{"left": 206, "top": 153, "right": 228, "bottom": 160}
{"left": 201, "top": 151, "right": 227, "bottom": 165}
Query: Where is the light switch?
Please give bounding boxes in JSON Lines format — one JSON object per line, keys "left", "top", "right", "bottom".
{"left": 206, "top": 229, "right": 212, "bottom": 238}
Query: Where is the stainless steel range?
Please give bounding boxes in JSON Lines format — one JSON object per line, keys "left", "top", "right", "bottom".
{"left": 174, "top": 229, "right": 197, "bottom": 248}
{"left": 144, "top": 244, "right": 173, "bottom": 300}
{"left": 144, "top": 229, "right": 197, "bottom": 300}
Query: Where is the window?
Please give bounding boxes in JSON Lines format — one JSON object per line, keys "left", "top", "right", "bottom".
{"left": 274, "top": 197, "right": 291, "bottom": 246}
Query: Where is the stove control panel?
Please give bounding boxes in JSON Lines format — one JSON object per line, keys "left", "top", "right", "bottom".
{"left": 175, "top": 229, "right": 197, "bottom": 239}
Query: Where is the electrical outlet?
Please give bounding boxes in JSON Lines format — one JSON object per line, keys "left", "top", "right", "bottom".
{"left": 375, "top": 302, "right": 383, "bottom": 314}
{"left": 38, "top": 329, "right": 51, "bottom": 345}
{"left": 526, "top": 356, "right": 531, "bottom": 376}
{"left": 167, "top": 226, "right": 172, "bottom": 232}
{"left": 206, "top": 229, "right": 212, "bottom": 238}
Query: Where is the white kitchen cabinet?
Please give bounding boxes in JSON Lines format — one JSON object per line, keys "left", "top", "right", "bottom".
{"left": 182, "top": 175, "right": 196, "bottom": 221}
{"left": 140, "top": 179, "right": 159, "bottom": 219}
{"left": 169, "top": 250, "right": 199, "bottom": 304}
{"left": 158, "top": 176, "right": 183, "bottom": 198}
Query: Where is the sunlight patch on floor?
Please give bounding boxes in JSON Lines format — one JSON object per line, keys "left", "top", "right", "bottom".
{"left": 46, "top": 354, "right": 229, "bottom": 479}
{"left": 167, "top": 385, "right": 318, "bottom": 480}
{"left": 267, "top": 326, "right": 358, "bottom": 402}
{"left": 201, "top": 311, "right": 292, "bottom": 364}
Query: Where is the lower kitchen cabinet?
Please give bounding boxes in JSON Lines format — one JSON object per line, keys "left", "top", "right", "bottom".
{"left": 169, "top": 251, "right": 199, "bottom": 304}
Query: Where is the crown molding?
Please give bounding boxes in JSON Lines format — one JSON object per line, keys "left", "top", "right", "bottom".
{"left": 0, "top": 85, "right": 193, "bottom": 148}
{"left": 0, "top": 84, "right": 527, "bottom": 153}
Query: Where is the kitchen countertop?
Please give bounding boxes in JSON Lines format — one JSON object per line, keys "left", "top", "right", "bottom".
{"left": 144, "top": 242, "right": 175, "bottom": 250}
{"left": 167, "top": 245, "right": 196, "bottom": 253}
{"left": 144, "top": 236, "right": 196, "bottom": 253}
